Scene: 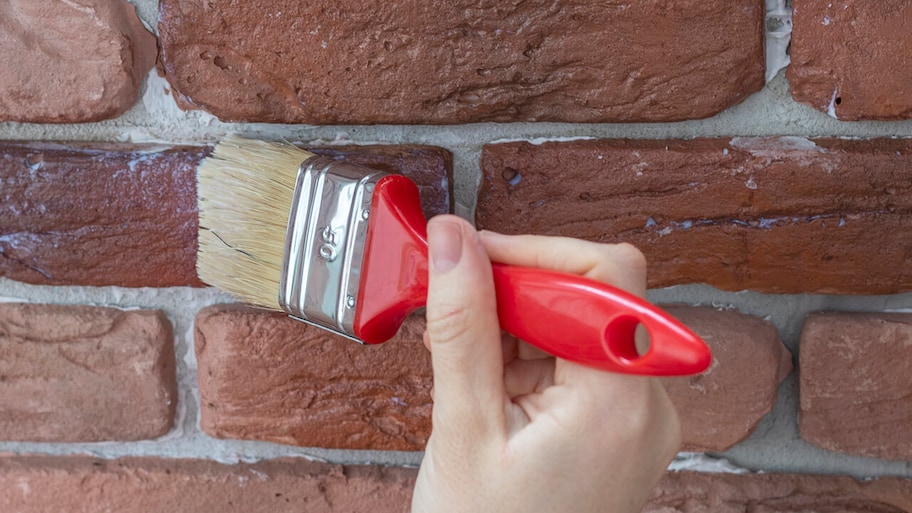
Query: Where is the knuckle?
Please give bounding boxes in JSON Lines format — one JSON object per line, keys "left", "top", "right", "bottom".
{"left": 425, "top": 304, "right": 474, "bottom": 345}
{"left": 610, "top": 242, "right": 647, "bottom": 273}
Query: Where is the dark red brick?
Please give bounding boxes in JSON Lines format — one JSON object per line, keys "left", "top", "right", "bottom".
{"left": 0, "top": 142, "right": 451, "bottom": 287}
{"left": 800, "top": 312, "right": 912, "bottom": 460}
{"left": 158, "top": 0, "right": 764, "bottom": 124}
{"left": 0, "top": 0, "right": 156, "bottom": 123}
{"left": 477, "top": 137, "right": 912, "bottom": 294}
{"left": 0, "top": 143, "right": 204, "bottom": 287}
{"left": 0, "top": 304, "right": 176, "bottom": 442}
{"left": 789, "top": 1, "right": 912, "bottom": 120}
{"left": 661, "top": 306, "right": 791, "bottom": 452}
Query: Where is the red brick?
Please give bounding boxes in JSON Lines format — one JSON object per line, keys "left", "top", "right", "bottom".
{"left": 0, "top": 142, "right": 452, "bottom": 288}
{"left": 789, "top": 1, "right": 912, "bottom": 120}
{"left": 661, "top": 306, "right": 791, "bottom": 452}
{"left": 0, "top": 456, "right": 416, "bottom": 513}
{"left": 646, "top": 471, "right": 912, "bottom": 512}
{"left": 800, "top": 312, "right": 912, "bottom": 460}
{"left": 477, "top": 137, "right": 912, "bottom": 294}
{"left": 196, "top": 304, "right": 788, "bottom": 452}
{"left": 0, "top": 304, "right": 176, "bottom": 442}
{"left": 0, "top": 0, "right": 156, "bottom": 123}
{"left": 158, "top": 0, "right": 764, "bottom": 124}
{"left": 195, "top": 306, "right": 432, "bottom": 451}
{"left": 2, "top": 457, "right": 910, "bottom": 512}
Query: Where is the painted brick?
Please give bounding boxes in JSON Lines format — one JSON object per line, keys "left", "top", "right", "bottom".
{"left": 195, "top": 305, "right": 785, "bottom": 452}
{"left": 0, "top": 303, "right": 176, "bottom": 442}
{"left": 789, "top": 1, "right": 912, "bottom": 120}
{"left": 158, "top": 0, "right": 764, "bottom": 124}
{"left": 646, "top": 471, "right": 912, "bottom": 512}
{"left": 195, "top": 306, "right": 432, "bottom": 451}
{"left": 0, "top": 142, "right": 452, "bottom": 288}
{"left": 477, "top": 137, "right": 912, "bottom": 295}
{"left": 0, "top": 456, "right": 416, "bottom": 513}
{"left": 800, "top": 312, "right": 912, "bottom": 460}
{"left": 0, "top": 143, "right": 204, "bottom": 287}
{"left": 2, "top": 457, "right": 911, "bottom": 512}
{"left": 0, "top": 0, "right": 156, "bottom": 123}
{"left": 661, "top": 306, "right": 791, "bottom": 452}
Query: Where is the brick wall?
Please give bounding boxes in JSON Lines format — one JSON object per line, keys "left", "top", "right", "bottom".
{"left": 1, "top": 0, "right": 911, "bottom": 510}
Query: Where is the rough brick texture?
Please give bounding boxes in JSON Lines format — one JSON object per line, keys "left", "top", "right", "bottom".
{"left": 195, "top": 306, "right": 432, "bottom": 451}
{"left": 789, "top": 1, "right": 912, "bottom": 120}
{"left": 477, "top": 137, "right": 912, "bottom": 294}
{"left": 646, "top": 471, "right": 912, "bottom": 512}
{"left": 0, "top": 0, "right": 156, "bottom": 123}
{"left": 195, "top": 304, "right": 784, "bottom": 451}
{"left": 800, "top": 312, "right": 912, "bottom": 460}
{"left": 0, "top": 142, "right": 451, "bottom": 288}
{"left": 2, "top": 457, "right": 911, "bottom": 512}
{"left": 661, "top": 306, "right": 791, "bottom": 452}
{"left": 158, "top": 0, "right": 764, "bottom": 124}
{"left": 0, "top": 304, "right": 176, "bottom": 442}
{"left": 0, "top": 456, "right": 416, "bottom": 513}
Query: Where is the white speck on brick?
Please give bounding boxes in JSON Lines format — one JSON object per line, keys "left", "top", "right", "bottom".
{"left": 827, "top": 87, "right": 839, "bottom": 119}
{"left": 249, "top": 469, "right": 269, "bottom": 480}
{"left": 645, "top": 217, "right": 657, "bottom": 228}
{"left": 745, "top": 177, "right": 758, "bottom": 189}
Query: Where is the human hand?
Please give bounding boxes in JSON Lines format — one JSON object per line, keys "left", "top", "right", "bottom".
{"left": 411, "top": 215, "right": 681, "bottom": 513}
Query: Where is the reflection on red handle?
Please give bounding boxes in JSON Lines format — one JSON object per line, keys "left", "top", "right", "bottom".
{"left": 354, "top": 175, "right": 712, "bottom": 376}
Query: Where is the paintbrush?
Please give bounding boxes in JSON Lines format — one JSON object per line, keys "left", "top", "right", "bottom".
{"left": 197, "top": 134, "right": 711, "bottom": 376}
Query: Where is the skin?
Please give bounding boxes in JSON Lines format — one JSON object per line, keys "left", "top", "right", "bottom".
{"left": 412, "top": 215, "right": 681, "bottom": 513}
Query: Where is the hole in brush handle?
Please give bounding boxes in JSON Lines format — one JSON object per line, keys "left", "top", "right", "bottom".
{"left": 353, "top": 175, "right": 429, "bottom": 344}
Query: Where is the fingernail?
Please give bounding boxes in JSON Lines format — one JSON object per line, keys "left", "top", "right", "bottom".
{"left": 429, "top": 220, "right": 463, "bottom": 274}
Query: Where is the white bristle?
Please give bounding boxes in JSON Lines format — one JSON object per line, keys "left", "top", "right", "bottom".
{"left": 197, "top": 134, "right": 315, "bottom": 309}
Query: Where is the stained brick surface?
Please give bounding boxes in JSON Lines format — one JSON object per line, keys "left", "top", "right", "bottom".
{"left": 661, "top": 306, "right": 791, "bottom": 452}
{"left": 1, "top": 457, "right": 910, "bottom": 513}
{"left": 158, "top": 0, "right": 764, "bottom": 124}
{"left": 0, "top": 143, "right": 204, "bottom": 287}
{"left": 800, "top": 312, "right": 912, "bottom": 460}
{"left": 0, "top": 142, "right": 451, "bottom": 288}
{"left": 195, "top": 306, "right": 433, "bottom": 451}
{"left": 195, "top": 305, "right": 785, "bottom": 451}
{"left": 0, "top": 456, "right": 416, "bottom": 513}
{"left": 789, "top": 0, "right": 912, "bottom": 120}
{"left": 477, "top": 137, "right": 912, "bottom": 294}
{"left": 0, "top": 304, "right": 176, "bottom": 442}
{"left": 0, "top": 0, "right": 156, "bottom": 123}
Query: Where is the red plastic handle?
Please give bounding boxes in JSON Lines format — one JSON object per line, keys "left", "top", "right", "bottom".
{"left": 354, "top": 175, "right": 712, "bottom": 376}
{"left": 492, "top": 264, "right": 710, "bottom": 376}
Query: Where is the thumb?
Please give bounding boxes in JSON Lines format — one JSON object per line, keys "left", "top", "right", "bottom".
{"left": 425, "top": 215, "right": 504, "bottom": 432}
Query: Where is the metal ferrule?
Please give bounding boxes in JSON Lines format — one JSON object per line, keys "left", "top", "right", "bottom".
{"left": 278, "top": 156, "right": 387, "bottom": 342}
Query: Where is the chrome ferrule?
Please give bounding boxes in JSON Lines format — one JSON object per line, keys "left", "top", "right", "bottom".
{"left": 278, "top": 156, "right": 387, "bottom": 342}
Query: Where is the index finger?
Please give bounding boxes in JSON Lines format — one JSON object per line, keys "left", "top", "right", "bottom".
{"left": 479, "top": 231, "right": 647, "bottom": 298}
